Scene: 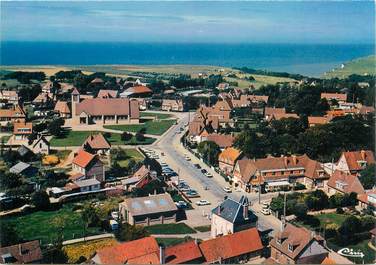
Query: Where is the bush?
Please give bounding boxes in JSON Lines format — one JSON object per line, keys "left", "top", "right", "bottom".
{"left": 303, "top": 215, "right": 320, "bottom": 227}
{"left": 336, "top": 207, "right": 344, "bottom": 214}
{"left": 135, "top": 132, "right": 145, "bottom": 142}
{"left": 294, "top": 182, "right": 306, "bottom": 191}
{"left": 42, "top": 155, "right": 60, "bottom": 165}
{"left": 121, "top": 132, "right": 132, "bottom": 141}
{"left": 31, "top": 190, "right": 51, "bottom": 210}
{"left": 325, "top": 223, "right": 339, "bottom": 238}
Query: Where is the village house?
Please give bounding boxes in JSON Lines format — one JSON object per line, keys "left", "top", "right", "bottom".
{"left": 32, "top": 92, "right": 53, "bottom": 107}
{"left": 82, "top": 133, "right": 111, "bottom": 155}
{"left": 54, "top": 100, "right": 71, "bottom": 118}
{"left": 41, "top": 80, "right": 56, "bottom": 94}
{"left": 268, "top": 223, "right": 328, "bottom": 264}
{"left": 264, "top": 107, "right": 286, "bottom": 121}
{"left": 92, "top": 236, "right": 160, "bottom": 264}
{"left": 216, "top": 82, "right": 230, "bottom": 90}
{"left": 121, "top": 165, "right": 157, "bottom": 191}
{"left": 200, "top": 227, "right": 263, "bottom": 263}
{"left": 132, "top": 98, "right": 148, "bottom": 110}
{"left": 308, "top": 116, "right": 330, "bottom": 127}
{"left": 0, "top": 90, "right": 19, "bottom": 104}
{"left": 97, "top": 89, "right": 119, "bottom": 98}
{"left": 0, "top": 240, "right": 43, "bottom": 264}
{"left": 321, "top": 93, "right": 347, "bottom": 104}
{"left": 218, "top": 147, "right": 242, "bottom": 176}
{"left": 66, "top": 178, "right": 101, "bottom": 193}
{"left": 71, "top": 149, "right": 105, "bottom": 182}
{"left": 326, "top": 170, "right": 365, "bottom": 196}
{"left": 200, "top": 133, "right": 235, "bottom": 149}
{"left": 233, "top": 154, "right": 327, "bottom": 192}
{"left": 71, "top": 89, "right": 139, "bottom": 125}
{"left": 164, "top": 240, "right": 204, "bottom": 264}
{"left": 211, "top": 196, "right": 257, "bottom": 238}
{"left": 0, "top": 105, "right": 26, "bottom": 125}
{"left": 119, "top": 193, "right": 178, "bottom": 226}
{"left": 29, "top": 135, "right": 50, "bottom": 154}
{"left": 161, "top": 99, "right": 184, "bottom": 112}
{"left": 120, "top": 85, "right": 153, "bottom": 98}
{"left": 267, "top": 112, "right": 299, "bottom": 122}
{"left": 336, "top": 150, "right": 375, "bottom": 174}
{"left": 357, "top": 189, "right": 376, "bottom": 215}
{"left": 13, "top": 121, "right": 32, "bottom": 141}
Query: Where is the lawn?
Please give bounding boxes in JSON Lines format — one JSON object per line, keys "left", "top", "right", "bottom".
{"left": 63, "top": 238, "right": 118, "bottom": 263}
{"left": 104, "top": 119, "right": 176, "bottom": 135}
{"left": 113, "top": 148, "right": 144, "bottom": 167}
{"left": 194, "top": 225, "right": 211, "bottom": 232}
{"left": 50, "top": 130, "right": 155, "bottom": 146}
{"left": 316, "top": 213, "right": 348, "bottom": 227}
{"left": 145, "top": 223, "right": 196, "bottom": 235}
{"left": 140, "top": 112, "right": 173, "bottom": 120}
{"left": 51, "top": 149, "right": 71, "bottom": 161}
{"left": 2, "top": 204, "right": 103, "bottom": 245}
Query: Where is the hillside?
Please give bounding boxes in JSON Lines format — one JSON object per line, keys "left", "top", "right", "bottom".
{"left": 323, "top": 55, "right": 375, "bottom": 79}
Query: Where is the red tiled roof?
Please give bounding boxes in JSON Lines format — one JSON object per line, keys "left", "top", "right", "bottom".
{"left": 357, "top": 189, "right": 376, "bottom": 206}
{"left": 327, "top": 170, "right": 365, "bottom": 194}
{"left": 97, "top": 90, "right": 118, "bottom": 98}
{"left": 75, "top": 98, "right": 139, "bottom": 118}
{"left": 321, "top": 93, "right": 347, "bottom": 102}
{"left": 126, "top": 85, "right": 152, "bottom": 94}
{"left": 321, "top": 257, "right": 336, "bottom": 264}
{"left": 83, "top": 133, "right": 111, "bottom": 150}
{"left": 205, "top": 134, "right": 235, "bottom": 148}
{"left": 54, "top": 100, "right": 71, "bottom": 114}
{"left": 199, "top": 228, "right": 263, "bottom": 263}
{"left": 341, "top": 150, "right": 375, "bottom": 172}
{"left": 72, "top": 149, "right": 96, "bottom": 168}
{"left": 265, "top": 107, "right": 286, "bottom": 117}
{"left": 308, "top": 116, "right": 329, "bottom": 126}
{"left": 95, "top": 237, "right": 159, "bottom": 264}
{"left": 0, "top": 240, "right": 42, "bottom": 264}
{"left": 219, "top": 147, "right": 242, "bottom": 163}
{"left": 165, "top": 240, "right": 203, "bottom": 264}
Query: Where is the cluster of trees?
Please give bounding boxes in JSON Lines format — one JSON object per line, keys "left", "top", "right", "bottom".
{"left": 270, "top": 190, "right": 358, "bottom": 221}
{"left": 2, "top": 71, "right": 46, "bottom": 83}
{"left": 235, "top": 115, "right": 374, "bottom": 161}
{"left": 359, "top": 164, "right": 376, "bottom": 189}
{"left": 236, "top": 67, "right": 305, "bottom": 80}
{"left": 197, "top": 141, "right": 221, "bottom": 166}
{"left": 169, "top": 74, "right": 224, "bottom": 89}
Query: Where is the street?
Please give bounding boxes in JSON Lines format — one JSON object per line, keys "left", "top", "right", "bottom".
{"left": 151, "top": 112, "right": 282, "bottom": 235}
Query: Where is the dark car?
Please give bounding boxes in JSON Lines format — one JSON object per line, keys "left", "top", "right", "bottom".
{"left": 194, "top": 164, "right": 201, "bottom": 169}
{"left": 201, "top": 169, "right": 207, "bottom": 174}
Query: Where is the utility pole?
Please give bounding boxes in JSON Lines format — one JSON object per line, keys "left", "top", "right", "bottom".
{"left": 258, "top": 175, "right": 261, "bottom": 204}
{"left": 283, "top": 192, "right": 287, "bottom": 226}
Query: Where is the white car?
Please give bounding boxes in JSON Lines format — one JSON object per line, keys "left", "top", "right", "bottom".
{"left": 196, "top": 200, "right": 211, "bottom": 206}
{"left": 261, "top": 208, "right": 271, "bottom": 215}
{"left": 223, "top": 186, "right": 232, "bottom": 193}
{"left": 184, "top": 155, "right": 191, "bottom": 161}
{"left": 205, "top": 172, "right": 213, "bottom": 178}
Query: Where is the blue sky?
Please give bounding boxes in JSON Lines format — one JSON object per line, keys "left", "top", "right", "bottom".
{"left": 1, "top": 1, "right": 374, "bottom": 44}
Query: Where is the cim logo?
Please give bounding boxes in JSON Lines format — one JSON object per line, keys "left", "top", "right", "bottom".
{"left": 337, "top": 248, "right": 365, "bottom": 258}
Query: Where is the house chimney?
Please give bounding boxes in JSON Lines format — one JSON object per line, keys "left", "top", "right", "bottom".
{"left": 361, "top": 150, "right": 366, "bottom": 160}
{"left": 292, "top": 155, "right": 297, "bottom": 165}
{"left": 243, "top": 198, "right": 249, "bottom": 220}
{"left": 217, "top": 205, "right": 221, "bottom": 215}
{"left": 18, "top": 243, "right": 22, "bottom": 255}
{"left": 284, "top": 156, "right": 288, "bottom": 167}
{"left": 159, "top": 246, "right": 165, "bottom": 264}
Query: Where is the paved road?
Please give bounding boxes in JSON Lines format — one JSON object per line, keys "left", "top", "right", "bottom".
{"left": 62, "top": 233, "right": 114, "bottom": 246}
{"left": 151, "top": 112, "right": 282, "bottom": 235}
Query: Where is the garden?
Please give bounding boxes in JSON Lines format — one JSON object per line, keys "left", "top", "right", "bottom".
{"left": 104, "top": 119, "right": 176, "bottom": 136}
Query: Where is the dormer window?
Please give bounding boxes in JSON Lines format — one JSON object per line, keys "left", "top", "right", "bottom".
{"left": 357, "top": 160, "right": 367, "bottom": 168}
{"left": 276, "top": 238, "right": 282, "bottom": 245}
{"left": 288, "top": 244, "right": 294, "bottom": 252}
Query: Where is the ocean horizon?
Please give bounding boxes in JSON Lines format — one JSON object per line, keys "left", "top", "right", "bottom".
{"left": 1, "top": 42, "right": 374, "bottom": 77}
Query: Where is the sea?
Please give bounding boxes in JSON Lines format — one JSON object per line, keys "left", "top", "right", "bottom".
{"left": 1, "top": 42, "right": 374, "bottom": 77}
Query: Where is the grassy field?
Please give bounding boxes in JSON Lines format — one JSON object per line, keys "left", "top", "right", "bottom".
{"left": 140, "top": 112, "right": 173, "bottom": 120}
{"left": 104, "top": 119, "right": 176, "bottom": 135}
{"left": 2, "top": 204, "right": 103, "bottom": 245}
{"left": 194, "top": 225, "right": 211, "bottom": 232}
{"left": 145, "top": 223, "right": 196, "bottom": 234}
{"left": 114, "top": 148, "right": 144, "bottom": 167}
{"left": 226, "top": 73, "right": 296, "bottom": 89}
{"left": 63, "top": 238, "right": 118, "bottom": 263}
{"left": 323, "top": 55, "right": 376, "bottom": 79}
{"left": 50, "top": 130, "right": 155, "bottom": 146}
{"left": 316, "top": 213, "right": 348, "bottom": 226}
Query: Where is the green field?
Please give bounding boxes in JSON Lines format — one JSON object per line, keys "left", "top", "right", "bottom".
{"left": 50, "top": 130, "right": 155, "bottom": 146}
{"left": 194, "top": 225, "right": 211, "bottom": 232}
{"left": 323, "top": 55, "right": 376, "bottom": 79}
{"left": 104, "top": 119, "right": 176, "bottom": 135}
{"left": 2, "top": 204, "right": 102, "bottom": 245}
{"left": 316, "top": 213, "right": 348, "bottom": 226}
{"left": 140, "top": 112, "right": 173, "bottom": 120}
{"left": 114, "top": 148, "right": 144, "bottom": 167}
{"left": 145, "top": 223, "right": 196, "bottom": 234}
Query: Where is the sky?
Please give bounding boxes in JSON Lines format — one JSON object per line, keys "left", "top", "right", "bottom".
{"left": 1, "top": 1, "right": 375, "bottom": 44}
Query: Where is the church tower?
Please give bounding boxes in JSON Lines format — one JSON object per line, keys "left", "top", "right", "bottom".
{"left": 71, "top": 87, "right": 80, "bottom": 119}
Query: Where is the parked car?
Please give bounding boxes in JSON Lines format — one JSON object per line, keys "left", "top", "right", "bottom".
{"left": 184, "top": 155, "right": 191, "bottom": 161}
{"left": 194, "top": 164, "right": 201, "bottom": 169}
{"left": 201, "top": 169, "right": 207, "bottom": 174}
{"left": 261, "top": 208, "right": 271, "bottom": 215}
{"left": 175, "top": 201, "right": 188, "bottom": 209}
{"left": 186, "top": 190, "right": 199, "bottom": 198}
{"left": 205, "top": 172, "right": 213, "bottom": 178}
{"left": 196, "top": 200, "right": 211, "bottom": 206}
{"left": 223, "top": 186, "right": 232, "bottom": 193}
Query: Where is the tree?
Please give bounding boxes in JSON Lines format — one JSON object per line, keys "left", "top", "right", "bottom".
{"left": 197, "top": 141, "right": 221, "bottom": 166}
{"left": 304, "top": 190, "right": 328, "bottom": 210}
{"left": 338, "top": 215, "right": 362, "bottom": 237}
{"left": 31, "top": 190, "right": 50, "bottom": 210}
{"left": 115, "top": 223, "right": 149, "bottom": 242}
{"left": 294, "top": 203, "right": 308, "bottom": 220}
{"left": 135, "top": 132, "right": 145, "bottom": 142}
{"left": 359, "top": 164, "right": 375, "bottom": 189}
{"left": 121, "top": 132, "right": 133, "bottom": 141}
{"left": 48, "top": 118, "right": 65, "bottom": 137}
{"left": 0, "top": 222, "right": 20, "bottom": 247}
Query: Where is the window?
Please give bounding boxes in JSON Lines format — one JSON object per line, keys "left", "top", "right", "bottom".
{"left": 276, "top": 238, "right": 282, "bottom": 245}
{"left": 288, "top": 244, "right": 293, "bottom": 252}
